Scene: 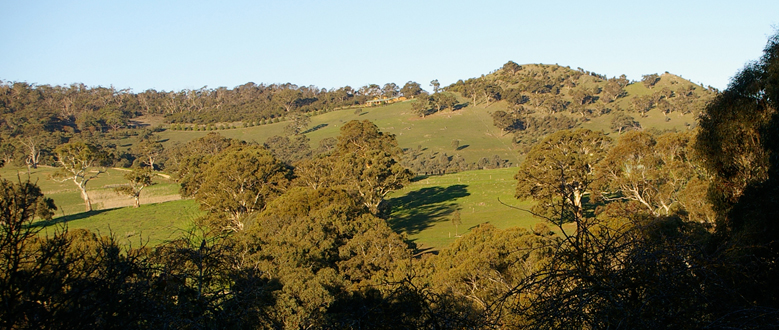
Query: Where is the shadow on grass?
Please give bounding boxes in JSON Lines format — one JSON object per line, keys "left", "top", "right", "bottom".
{"left": 455, "top": 144, "right": 469, "bottom": 151}
{"left": 410, "top": 175, "right": 429, "bottom": 182}
{"left": 388, "top": 184, "right": 470, "bottom": 235}
{"left": 301, "top": 123, "right": 328, "bottom": 134}
{"left": 128, "top": 120, "right": 150, "bottom": 128}
{"left": 453, "top": 102, "right": 469, "bottom": 111}
{"left": 30, "top": 208, "right": 117, "bottom": 228}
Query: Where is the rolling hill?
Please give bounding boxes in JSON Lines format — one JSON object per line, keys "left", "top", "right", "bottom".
{"left": 17, "top": 62, "right": 717, "bottom": 249}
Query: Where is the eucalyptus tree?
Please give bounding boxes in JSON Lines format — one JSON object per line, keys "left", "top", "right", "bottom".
{"left": 114, "top": 166, "right": 154, "bottom": 208}
{"left": 515, "top": 128, "right": 611, "bottom": 225}
{"left": 400, "top": 81, "right": 423, "bottom": 98}
{"left": 52, "top": 141, "right": 111, "bottom": 212}
{"left": 194, "top": 145, "right": 292, "bottom": 231}
{"left": 295, "top": 120, "right": 413, "bottom": 215}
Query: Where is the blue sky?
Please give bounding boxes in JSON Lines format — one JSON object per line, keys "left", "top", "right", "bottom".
{"left": 1, "top": 1, "right": 777, "bottom": 92}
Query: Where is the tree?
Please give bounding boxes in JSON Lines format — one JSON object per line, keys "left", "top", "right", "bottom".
{"left": 331, "top": 147, "right": 412, "bottom": 215}
{"left": 0, "top": 137, "right": 15, "bottom": 167}
{"left": 295, "top": 120, "right": 413, "bottom": 215}
{"left": 114, "top": 167, "right": 154, "bottom": 208}
{"left": 314, "top": 137, "right": 337, "bottom": 155}
{"left": 501, "top": 61, "right": 522, "bottom": 75}
{"left": 595, "top": 131, "right": 670, "bottom": 216}
{"left": 0, "top": 178, "right": 57, "bottom": 328}
{"left": 431, "top": 92, "right": 457, "bottom": 113}
{"left": 194, "top": 145, "right": 292, "bottom": 231}
{"left": 631, "top": 95, "right": 654, "bottom": 116}
{"left": 293, "top": 156, "right": 334, "bottom": 190}
{"left": 400, "top": 81, "right": 423, "bottom": 98}
{"left": 481, "top": 83, "right": 502, "bottom": 107}
{"left": 544, "top": 97, "right": 568, "bottom": 114}
{"left": 241, "top": 187, "right": 413, "bottom": 328}
{"left": 172, "top": 133, "right": 242, "bottom": 197}
{"left": 656, "top": 98, "right": 673, "bottom": 118}
{"left": 459, "top": 79, "right": 483, "bottom": 106}
{"left": 451, "top": 209, "right": 462, "bottom": 236}
{"left": 275, "top": 88, "right": 301, "bottom": 112}
{"left": 52, "top": 141, "right": 110, "bottom": 212}
{"left": 430, "top": 223, "right": 554, "bottom": 327}
{"left": 615, "top": 74, "right": 630, "bottom": 87}
{"left": 504, "top": 88, "right": 529, "bottom": 109}
{"left": 492, "top": 110, "right": 523, "bottom": 135}
{"left": 410, "top": 93, "right": 431, "bottom": 117}
{"left": 283, "top": 111, "right": 311, "bottom": 136}
{"left": 641, "top": 73, "right": 660, "bottom": 89}
{"left": 0, "top": 177, "right": 57, "bottom": 226}
{"left": 515, "top": 129, "right": 611, "bottom": 225}
{"left": 430, "top": 79, "right": 441, "bottom": 94}
{"left": 134, "top": 139, "right": 164, "bottom": 170}
{"left": 569, "top": 87, "right": 593, "bottom": 105}
{"left": 695, "top": 33, "right": 779, "bottom": 304}
{"left": 16, "top": 125, "right": 61, "bottom": 169}
{"left": 610, "top": 112, "right": 641, "bottom": 133}
{"left": 264, "top": 134, "right": 312, "bottom": 164}
{"left": 359, "top": 84, "right": 382, "bottom": 98}
{"left": 336, "top": 120, "right": 403, "bottom": 157}
{"left": 602, "top": 79, "right": 626, "bottom": 102}
{"left": 382, "top": 83, "right": 399, "bottom": 98}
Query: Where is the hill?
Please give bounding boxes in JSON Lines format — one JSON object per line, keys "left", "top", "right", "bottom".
{"left": 149, "top": 63, "right": 713, "bottom": 172}
{"left": 3, "top": 62, "right": 719, "bottom": 249}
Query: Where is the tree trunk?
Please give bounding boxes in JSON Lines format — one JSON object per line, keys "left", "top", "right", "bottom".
{"left": 79, "top": 184, "right": 92, "bottom": 212}
{"left": 573, "top": 189, "right": 583, "bottom": 221}
{"left": 134, "top": 196, "right": 140, "bottom": 208}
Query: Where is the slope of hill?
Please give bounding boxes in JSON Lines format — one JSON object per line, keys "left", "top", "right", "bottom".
{"left": 154, "top": 63, "right": 712, "bottom": 170}
{"left": 14, "top": 62, "right": 719, "bottom": 250}
{"left": 385, "top": 167, "right": 569, "bottom": 251}
{"left": 0, "top": 166, "right": 181, "bottom": 216}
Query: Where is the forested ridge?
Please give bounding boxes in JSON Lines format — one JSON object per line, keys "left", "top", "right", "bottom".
{"left": 1, "top": 33, "right": 779, "bottom": 329}
{"left": 0, "top": 61, "right": 713, "bottom": 177}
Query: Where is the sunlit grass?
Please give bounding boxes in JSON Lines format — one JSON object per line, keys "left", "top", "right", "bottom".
{"left": 34, "top": 199, "right": 203, "bottom": 247}
{"left": 388, "top": 167, "right": 545, "bottom": 251}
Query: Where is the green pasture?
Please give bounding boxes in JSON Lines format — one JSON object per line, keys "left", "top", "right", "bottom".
{"left": 387, "top": 167, "right": 550, "bottom": 251}
{"left": 33, "top": 199, "right": 202, "bottom": 247}
{"left": 154, "top": 90, "right": 697, "bottom": 170}
{"left": 155, "top": 100, "right": 522, "bottom": 165}
{"left": 0, "top": 166, "right": 181, "bottom": 216}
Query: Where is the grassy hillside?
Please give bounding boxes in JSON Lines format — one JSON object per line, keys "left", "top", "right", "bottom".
{"left": 33, "top": 199, "right": 202, "bottom": 247}
{"left": 15, "top": 163, "right": 538, "bottom": 250}
{"left": 154, "top": 100, "right": 522, "bottom": 166}
{"left": 387, "top": 167, "right": 573, "bottom": 251}
{"left": 13, "top": 63, "right": 716, "bottom": 250}
{"left": 0, "top": 166, "right": 181, "bottom": 216}
{"left": 154, "top": 89, "right": 702, "bottom": 170}
{"left": 1, "top": 165, "right": 191, "bottom": 247}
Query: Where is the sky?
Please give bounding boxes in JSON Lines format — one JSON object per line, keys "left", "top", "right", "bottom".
{"left": 1, "top": 1, "right": 778, "bottom": 93}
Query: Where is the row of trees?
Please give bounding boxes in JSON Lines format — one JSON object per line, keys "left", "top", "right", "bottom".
{"left": 410, "top": 92, "right": 459, "bottom": 117}
{"left": 0, "top": 80, "right": 428, "bottom": 170}
{"left": 0, "top": 80, "right": 427, "bottom": 130}
{"left": 400, "top": 147, "right": 511, "bottom": 175}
